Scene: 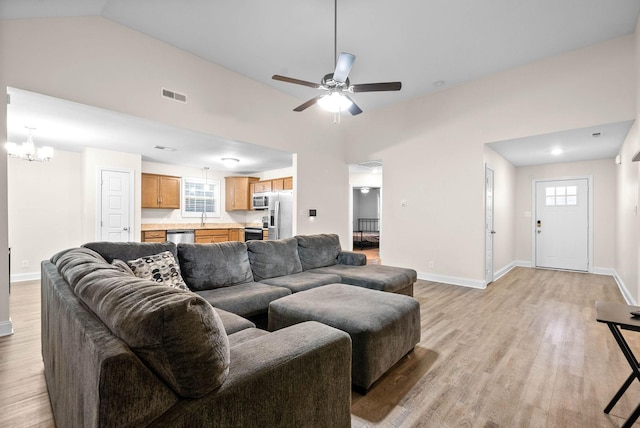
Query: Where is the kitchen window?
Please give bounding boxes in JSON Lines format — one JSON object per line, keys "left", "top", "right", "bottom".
{"left": 182, "top": 177, "right": 221, "bottom": 218}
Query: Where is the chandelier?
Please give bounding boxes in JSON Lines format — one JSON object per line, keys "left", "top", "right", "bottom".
{"left": 5, "top": 127, "right": 54, "bottom": 162}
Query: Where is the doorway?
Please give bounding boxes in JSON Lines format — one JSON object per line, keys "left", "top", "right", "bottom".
{"left": 534, "top": 178, "right": 590, "bottom": 271}
{"left": 485, "top": 166, "right": 494, "bottom": 284}
{"left": 100, "top": 169, "right": 134, "bottom": 242}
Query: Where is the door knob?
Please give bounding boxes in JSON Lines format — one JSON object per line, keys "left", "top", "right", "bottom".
{"left": 537, "top": 230, "right": 541, "bottom": 234}
{"left": 123, "top": 227, "right": 129, "bottom": 231}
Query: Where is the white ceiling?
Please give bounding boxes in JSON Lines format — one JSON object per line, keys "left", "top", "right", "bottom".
{"left": 7, "top": 88, "right": 293, "bottom": 173}
{"left": 487, "top": 121, "right": 634, "bottom": 167}
{"left": 2, "top": 0, "right": 640, "bottom": 168}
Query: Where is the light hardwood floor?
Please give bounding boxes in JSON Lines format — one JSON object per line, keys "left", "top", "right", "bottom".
{"left": 355, "top": 247, "right": 381, "bottom": 265}
{"left": 1, "top": 268, "right": 639, "bottom": 427}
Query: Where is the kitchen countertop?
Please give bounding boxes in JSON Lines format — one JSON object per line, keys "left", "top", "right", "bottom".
{"left": 141, "top": 223, "right": 252, "bottom": 231}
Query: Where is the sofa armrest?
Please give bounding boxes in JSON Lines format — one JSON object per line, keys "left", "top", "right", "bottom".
{"left": 153, "top": 321, "right": 352, "bottom": 428}
{"left": 338, "top": 250, "right": 367, "bottom": 266}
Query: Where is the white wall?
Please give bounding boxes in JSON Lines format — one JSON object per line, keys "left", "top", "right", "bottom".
{"left": 82, "top": 148, "right": 142, "bottom": 243}
{"left": 484, "top": 146, "right": 516, "bottom": 278}
{"left": 7, "top": 151, "right": 83, "bottom": 281}
{"left": 515, "top": 159, "right": 617, "bottom": 271}
{"left": 344, "top": 35, "right": 635, "bottom": 285}
{"left": 0, "top": 16, "right": 347, "bottom": 333}
{"left": 614, "top": 15, "right": 640, "bottom": 304}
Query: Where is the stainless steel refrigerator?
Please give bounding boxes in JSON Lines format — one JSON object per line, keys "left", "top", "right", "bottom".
{"left": 268, "top": 190, "right": 293, "bottom": 240}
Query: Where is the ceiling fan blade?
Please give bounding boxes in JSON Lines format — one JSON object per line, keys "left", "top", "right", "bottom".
{"left": 345, "top": 96, "right": 362, "bottom": 116}
{"left": 272, "top": 75, "right": 320, "bottom": 89}
{"left": 351, "top": 82, "right": 402, "bottom": 92}
{"left": 293, "top": 95, "right": 323, "bottom": 112}
{"left": 333, "top": 52, "right": 356, "bottom": 83}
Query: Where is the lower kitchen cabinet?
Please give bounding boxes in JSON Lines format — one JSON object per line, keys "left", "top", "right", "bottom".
{"left": 141, "top": 230, "right": 166, "bottom": 242}
{"left": 195, "top": 229, "right": 228, "bottom": 243}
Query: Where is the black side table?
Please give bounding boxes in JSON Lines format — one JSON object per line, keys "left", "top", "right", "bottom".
{"left": 596, "top": 301, "right": 640, "bottom": 427}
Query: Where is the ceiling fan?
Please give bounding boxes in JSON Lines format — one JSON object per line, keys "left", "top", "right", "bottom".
{"left": 272, "top": 0, "right": 401, "bottom": 117}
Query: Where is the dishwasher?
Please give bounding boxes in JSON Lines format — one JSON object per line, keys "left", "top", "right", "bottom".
{"left": 166, "top": 229, "right": 195, "bottom": 244}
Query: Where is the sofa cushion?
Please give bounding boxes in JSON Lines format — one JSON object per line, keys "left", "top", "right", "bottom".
{"left": 112, "top": 258, "right": 135, "bottom": 275}
{"left": 295, "top": 234, "right": 342, "bottom": 270}
{"left": 82, "top": 241, "right": 177, "bottom": 264}
{"left": 127, "top": 251, "right": 189, "bottom": 291}
{"left": 259, "top": 271, "right": 342, "bottom": 293}
{"left": 195, "top": 282, "right": 291, "bottom": 318}
{"left": 227, "top": 328, "right": 270, "bottom": 348}
{"left": 214, "top": 308, "right": 256, "bottom": 335}
{"left": 246, "top": 238, "right": 303, "bottom": 281}
{"left": 52, "top": 247, "right": 116, "bottom": 291}
{"left": 54, "top": 248, "right": 231, "bottom": 399}
{"left": 307, "top": 264, "right": 418, "bottom": 294}
{"left": 177, "top": 242, "right": 254, "bottom": 291}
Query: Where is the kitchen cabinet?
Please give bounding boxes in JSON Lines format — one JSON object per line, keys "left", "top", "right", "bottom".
{"left": 253, "top": 180, "right": 272, "bottom": 193}
{"left": 225, "top": 176, "right": 258, "bottom": 211}
{"left": 271, "top": 178, "right": 284, "bottom": 191}
{"left": 253, "top": 176, "right": 293, "bottom": 194}
{"left": 283, "top": 176, "right": 293, "bottom": 190}
{"left": 141, "top": 230, "right": 166, "bottom": 243}
{"left": 228, "top": 228, "right": 242, "bottom": 242}
{"left": 195, "top": 229, "right": 229, "bottom": 243}
{"left": 142, "top": 173, "right": 181, "bottom": 209}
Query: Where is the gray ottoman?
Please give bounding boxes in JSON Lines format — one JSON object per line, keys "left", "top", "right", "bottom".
{"left": 269, "top": 283, "right": 421, "bottom": 391}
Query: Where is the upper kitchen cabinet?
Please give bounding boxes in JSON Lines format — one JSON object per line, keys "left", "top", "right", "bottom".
{"left": 225, "top": 176, "right": 259, "bottom": 211}
{"left": 142, "top": 173, "right": 181, "bottom": 209}
{"left": 253, "top": 176, "right": 293, "bottom": 193}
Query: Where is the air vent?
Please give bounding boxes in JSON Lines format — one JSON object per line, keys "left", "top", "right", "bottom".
{"left": 161, "top": 87, "right": 187, "bottom": 103}
{"left": 357, "top": 160, "right": 383, "bottom": 169}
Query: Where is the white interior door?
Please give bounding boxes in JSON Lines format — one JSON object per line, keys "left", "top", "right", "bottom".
{"left": 485, "top": 167, "right": 494, "bottom": 284}
{"left": 535, "top": 179, "right": 588, "bottom": 271}
{"left": 101, "top": 170, "right": 132, "bottom": 242}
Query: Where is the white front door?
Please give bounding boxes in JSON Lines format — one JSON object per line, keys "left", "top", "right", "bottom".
{"left": 535, "top": 179, "right": 589, "bottom": 271}
{"left": 485, "top": 166, "right": 494, "bottom": 284}
{"left": 100, "top": 170, "right": 132, "bottom": 242}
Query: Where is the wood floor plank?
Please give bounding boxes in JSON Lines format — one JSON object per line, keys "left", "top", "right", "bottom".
{"left": 2, "top": 268, "right": 639, "bottom": 427}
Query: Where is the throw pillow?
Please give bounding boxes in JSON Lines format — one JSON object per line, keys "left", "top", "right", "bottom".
{"left": 127, "top": 251, "right": 189, "bottom": 291}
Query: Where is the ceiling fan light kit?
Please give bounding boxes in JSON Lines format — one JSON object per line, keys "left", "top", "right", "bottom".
{"left": 272, "top": 0, "right": 401, "bottom": 120}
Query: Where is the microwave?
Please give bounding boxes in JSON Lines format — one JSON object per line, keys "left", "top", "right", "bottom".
{"left": 252, "top": 193, "right": 269, "bottom": 210}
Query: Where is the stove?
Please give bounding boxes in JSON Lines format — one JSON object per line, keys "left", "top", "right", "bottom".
{"left": 244, "top": 227, "right": 264, "bottom": 241}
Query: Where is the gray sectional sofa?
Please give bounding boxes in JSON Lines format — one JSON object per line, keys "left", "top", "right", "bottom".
{"left": 41, "top": 234, "right": 417, "bottom": 427}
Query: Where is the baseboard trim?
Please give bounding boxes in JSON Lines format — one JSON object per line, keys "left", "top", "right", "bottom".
{"left": 591, "top": 267, "right": 616, "bottom": 276}
{"left": 10, "top": 272, "right": 41, "bottom": 283}
{"left": 0, "top": 319, "right": 13, "bottom": 337}
{"left": 516, "top": 260, "right": 532, "bottom": 268}
{"left": 613, "top": 272, "right": 637, "bottom": 306}
{"left": 417, "top": 272, "right": 486, "bottom": 289}
{"left": 493, "top": 262, "right": 517, "bottom": 282}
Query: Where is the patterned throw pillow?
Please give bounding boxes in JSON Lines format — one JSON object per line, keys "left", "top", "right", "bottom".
{"left": 127, "top": 251, "right": 189, "bottom": 291}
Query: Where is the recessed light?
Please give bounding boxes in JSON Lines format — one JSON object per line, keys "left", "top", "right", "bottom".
{"left": 153, "top": 145, "right": 176, "bottom": 152}
{"left": 551, "top": 148, "right": 563, "bottom": 156}
{"left": 433, "top": 80, "right": 446, "bottom": 87}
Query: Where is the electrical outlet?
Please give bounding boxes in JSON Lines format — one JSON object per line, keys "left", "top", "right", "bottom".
{"left": 400, "top": 200, "right": 408, "bottom": 207}
{"left": 21, "top": 260, "right": 29, "bottom": 268}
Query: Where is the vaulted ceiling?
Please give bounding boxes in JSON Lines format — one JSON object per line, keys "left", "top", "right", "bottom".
{"left": 2, "top": 1, "right": 639, "bottom": 167}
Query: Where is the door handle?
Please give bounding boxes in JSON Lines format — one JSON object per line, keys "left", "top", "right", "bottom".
{"left": 123, "top": 227, "right": 129, "bottom": 231}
